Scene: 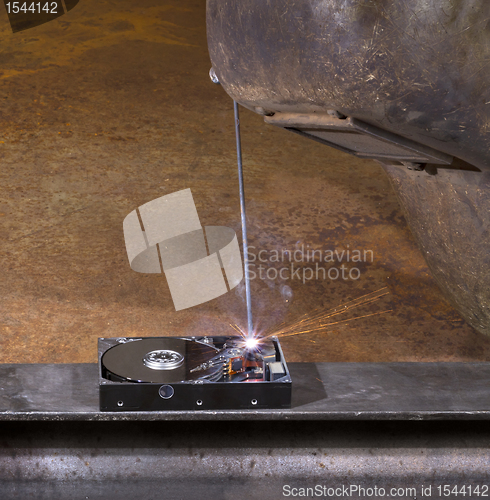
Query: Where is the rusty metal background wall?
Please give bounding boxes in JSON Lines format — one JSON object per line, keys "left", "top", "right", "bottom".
{"left": 1, "top": 421, "right": 490, "bottom": 499}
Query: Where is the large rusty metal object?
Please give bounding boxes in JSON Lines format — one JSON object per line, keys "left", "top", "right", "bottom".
{"left": 206, "top": 0, "right": 490, "bottom": 335}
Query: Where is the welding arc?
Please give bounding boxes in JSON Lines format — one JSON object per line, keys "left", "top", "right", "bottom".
{"left": 234, "top": 100, "right": 253, "bottom": 337}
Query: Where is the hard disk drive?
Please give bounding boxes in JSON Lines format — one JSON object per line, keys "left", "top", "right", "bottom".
{"left": 99, "top": 336, "right": 292, "bottom": 411}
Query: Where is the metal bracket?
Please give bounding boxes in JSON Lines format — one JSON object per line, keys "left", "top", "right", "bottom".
{"left": 265, "top": 112, "right": 453, "bottom": 165}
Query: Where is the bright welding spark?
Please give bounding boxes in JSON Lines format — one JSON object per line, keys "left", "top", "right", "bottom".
{"left": 244, "top": 337, "right": 259, "bottom": 350}
{"left": 230, "top": 323, "right": 266, "bottom": 350}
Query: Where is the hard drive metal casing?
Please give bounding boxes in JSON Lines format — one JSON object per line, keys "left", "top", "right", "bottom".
{"left": 99, "top": 336, "right": 292, "bottom": 411}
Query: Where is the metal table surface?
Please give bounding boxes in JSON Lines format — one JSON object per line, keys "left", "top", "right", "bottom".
{"left": 2, "top": 362, "right": 490, "bottom": 499}
{"left": 2, "top": 361, "right": 490, "bottom": 420}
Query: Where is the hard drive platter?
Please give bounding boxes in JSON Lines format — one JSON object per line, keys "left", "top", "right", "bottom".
{"left": 101, "top": 337, "right": 220, "bottom": 384}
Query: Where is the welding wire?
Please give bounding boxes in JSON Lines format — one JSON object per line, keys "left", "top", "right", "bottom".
{"left": 234, "top": 100, "right": 253, "bottom": 337}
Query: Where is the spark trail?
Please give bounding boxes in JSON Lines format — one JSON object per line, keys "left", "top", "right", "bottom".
{"left": 230, "top": 287, "right": 392, "bottom": 344}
